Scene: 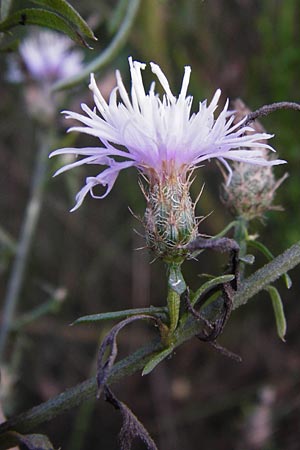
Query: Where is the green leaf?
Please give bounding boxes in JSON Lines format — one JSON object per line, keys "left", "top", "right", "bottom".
{"left": 191, "top": 274, "right": 235, "bottom": 307}
{"left": 247, "top": 239, "right": 273, "bottom": 259}
{"left": 0, "top": 8, "right": 92, "bottom": 47}
{"left": 29, "top": 0, "right": 97, "bottom": 40}
{"left": 285, "top": 274, "right": 292, "bottom": 289}
{"left": 142, "top": 347, "right": 174, "bottom": 376}
{"left": 265, "top": 285, "right": 287, "bottom": 341}
{"left": 247, "top": 239, "right": 292, "bottom": 289}
{"left": 72, "top": 306, "right": 168, "bottom": 325}
{"left": 168, "top": 264, "right": 186, "bottom": 295}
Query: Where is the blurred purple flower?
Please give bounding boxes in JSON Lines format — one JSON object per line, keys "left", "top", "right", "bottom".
{"left": 50, "top": 58, "right": 286, "bottom": 211}
{"left": 9, "top": 30, "right": 83, "bottom": 84}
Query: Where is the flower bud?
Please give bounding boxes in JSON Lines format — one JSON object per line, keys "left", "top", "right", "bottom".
{"left": 220, "top": 99, "right": 288, "bottom": 220}
{"left": 144, "top": 178, "right": 197, "bottom": 261}
{"left": 221, "top": 162, "right": 285, "bottom": 220}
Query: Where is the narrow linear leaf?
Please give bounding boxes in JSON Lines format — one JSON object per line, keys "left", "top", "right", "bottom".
{"left": 30, "top": 0, "right": 97, "bottom": 40}
{"left": 72, "top": 306, "right": 168, "bottom": 325}
{"left": 265, "top": 285, "right": 287, "bottom": 341}
{"left": 248, "top": 239, "right": 274, "bottom": 260}
{"left": 191, "top": 274, "right": 235, "bottom": 307}
{"left": 142, "top": 347, "right": 174, "bottom": 376}
{"left": 285, "top": 274, "right": 292, "bottom": 289}
{"left": 248, "top": 239, "right": 292, "bottom": 289}
{"left": 0, "top": 9, "right": 91, "bottom": 47}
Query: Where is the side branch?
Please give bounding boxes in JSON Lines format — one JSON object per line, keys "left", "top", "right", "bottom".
{"left": 245, "top": 101, "right": 300, "bottom": 125}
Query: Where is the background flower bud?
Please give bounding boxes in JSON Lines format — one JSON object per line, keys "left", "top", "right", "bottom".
{"left": 220, "top": 99, "right": 288, "bottom": 220}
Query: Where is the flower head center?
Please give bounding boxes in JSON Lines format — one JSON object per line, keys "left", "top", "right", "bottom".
{"left": 145, "top": 159, "right": 189, "bottom": 186}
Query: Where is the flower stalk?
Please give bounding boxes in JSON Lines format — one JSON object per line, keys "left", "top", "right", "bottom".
{"left": 164, "top": 262, "right": 187, "bottom": 343}
{"left": 166, "top": 288, "right": 181, "bottom": 339}
{"left": 233, "top": 216, "right": 248, "bottom": 278}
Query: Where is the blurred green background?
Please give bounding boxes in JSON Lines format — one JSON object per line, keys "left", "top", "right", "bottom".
{"left": 1, "top": 0, "right": 300, "bottom": 449}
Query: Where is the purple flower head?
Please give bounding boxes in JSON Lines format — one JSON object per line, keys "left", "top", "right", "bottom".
{"left": 50, "top": 57, "right": 286, "bottom": 211}
{"left": 14, "top": 30, "right": 83, "bottom": 83}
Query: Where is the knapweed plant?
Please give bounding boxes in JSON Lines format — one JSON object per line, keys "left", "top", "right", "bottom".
{"left": 1, "top": 57, "right": 300, "bottom": 450}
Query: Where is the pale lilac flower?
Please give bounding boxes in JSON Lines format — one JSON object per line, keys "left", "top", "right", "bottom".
{"left": 12, "top": 30, "right": 83, "bottom": 83}
{"left": 50, "top": 57, "right": 286, "bottom": 211}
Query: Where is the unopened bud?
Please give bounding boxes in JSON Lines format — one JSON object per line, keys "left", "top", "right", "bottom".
{"left": 221, "top": 163, "right": 287, "bottom": 220}
{"left": 220, "top": 99, "right": 288, "bottom": 220}
{"left": 144, "top": 178, "right": 197, "bottom": 261}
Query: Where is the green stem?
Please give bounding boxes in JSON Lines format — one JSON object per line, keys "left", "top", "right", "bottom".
{"left": 234, "top": 216, "right": 248, "bottom": 278}
{"left": 1, "top": 241, "right": 300, "bottom": 447}
{"left": 233, "top": 216, "right": 248, "bottom": 257}
{"left": 165, "top": 262, "right": 186, "bottom": 341}
{"left": 52, "top": 0, "right": 141, "bottom": 91}
{"left": 167, "top": 289, "right": 180, "bottom": 336}
{"left": 0, "top": 127, "right": 54, "bottom": 362}
{"left": 233, "top": 240, "right": 300, "bottom": 309}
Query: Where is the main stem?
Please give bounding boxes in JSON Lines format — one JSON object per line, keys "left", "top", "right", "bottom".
{"left": 1, "top": 241, "right": 300, "bottom": 448}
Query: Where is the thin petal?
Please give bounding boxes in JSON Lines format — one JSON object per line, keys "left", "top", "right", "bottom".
{"left": 150, "top": 62, "right": 175, "bottom": 102}
{"left": 179, "top": 66, "right": 191, "bottom": 98}
{"left": 53, "top": 155, "right": 102, "bottom": 176}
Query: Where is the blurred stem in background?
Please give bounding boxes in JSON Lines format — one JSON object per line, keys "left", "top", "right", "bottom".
{"left": 0, "top": 0, "right": 13, "bottom": 21}
{"left": 0, "top": 125, "right": 55, "bottom": 362}
{"left": 138, "top": 0, "right": 171, "bottom": 71}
